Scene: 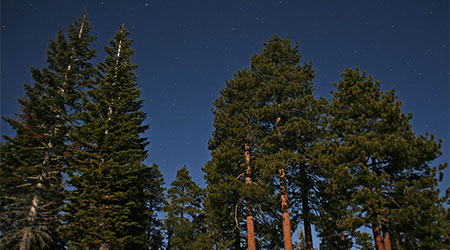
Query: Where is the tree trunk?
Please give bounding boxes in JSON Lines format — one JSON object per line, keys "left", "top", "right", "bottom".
{"left": 383, "top": 226, "right": 392, "bottom": 250}
{"left": 276, "top": 116, "right": 293, "bottom": 250}
{"left": 244, "top": 143, "right": 256, "bottom": 250}
{"left": 19, "top": 229, "right": 30, "bottom": 250}
{"left": 302, "top": 195, "right": 313, "bottom": 250}
{"left": 233, "top": 229, "right": 242, "bottom": 250}
{"left": 280, "top": 168, "right": 293, "bottom": 250}
{"left": 181, "top": 201, "right": 184, "bottom": 221}
{"left": 372, "top": 224, "right": 385, "bottom": 250}
{"left": 20, "top": 194, "right": 39, "bottom": 250}
{"left": 246, "top": 206, "right": 256, "bottom": 250}
{"left": 20, "top": 150, "right": 48, "bottom": 250}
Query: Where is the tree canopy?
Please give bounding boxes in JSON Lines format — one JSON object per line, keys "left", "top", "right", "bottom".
{"left": 1, "top": 15, "right": 448, "bottom": 250}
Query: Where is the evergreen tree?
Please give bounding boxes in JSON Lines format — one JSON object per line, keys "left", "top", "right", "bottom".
{"left": 204, "top": 35, "right": 321, "bottom": 250}
{"left": 316, "top": 68, "right": 448, "bottom": 249}
{"left": 204, "top": 69, "right": 251, "bottom": 249}
{"left": 387, "top": 138, "right": 449, "bottom": 249}
{"left": 250, "top": 35, "right": 318, "bottom": 250}
{"left": 313, "top": 98, "right": 354, "bottom": 250}
{"left": 203, "top": 68, "right": 265, "bottom": 249}
{"left": 0, "top": 14, "right": 95, "bottom": 250}
{"left": 143, "top": 164, "right": 166, "bottom": 249}
{"left": 163, "top": 166, "right": 205, "bottom": 250}
{"left": 62, "top": 24, "right": 151, "bottom": 249}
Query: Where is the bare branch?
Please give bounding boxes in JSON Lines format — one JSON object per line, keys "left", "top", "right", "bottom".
{"left": 234, "top": 203, "right": 241, "bottom": 232}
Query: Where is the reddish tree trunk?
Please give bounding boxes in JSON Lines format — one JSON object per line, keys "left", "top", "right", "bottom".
{"left": 276, "top": 116, "right": 293, "bottom": 250}
{"left": 244, "top": 143, "right": 256, "bottom": 250}
{"left": 383, "top": 232, "right": 391, "bottom": 250}
{"left": 280, "top": 168, "right": 293, "bottom": 250}
{"left": 372, "top": 224, "right": 385, "bottom": 250}
{"left": 246, "top": 206, "right": 256, "bottom": 250}
{"left": 383, "top": 227, "right": 392, "bottom": 250}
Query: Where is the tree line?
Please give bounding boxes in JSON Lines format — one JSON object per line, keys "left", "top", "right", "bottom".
{"left": 1, "top": 14, "right": 448, "bottom": 250}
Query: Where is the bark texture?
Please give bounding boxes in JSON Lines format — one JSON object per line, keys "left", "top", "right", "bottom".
{"left": 280, "top": 168, "right": 293, "bottom": 250}
{"left": 244, "top": 143, "right": 256, "bottom": 250}
{"left": 373, "top": 224, "right": 385, "bottom": 250}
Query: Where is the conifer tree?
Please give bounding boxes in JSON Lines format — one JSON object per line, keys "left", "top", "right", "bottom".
{"left": 205, "top": 36, "right": 321, "bottom": 250}
{"left": 250, "top": 36, "right": 318, "bottom": 250}
{"left": 143, "top": 164, "right": 166, "bottom": 249}
{"left": 0, "top": 14, "right": 95, "bottom": 250}
{"left": 387, "top": 140, "right": 449, "bottom": 249}
{"left": 163, "top": 166, "right": 205, "bottom": 250}
{"left": 316, "top": 68, "right": 448, "bottom": 249}
{"left": 204, "top": 68, "right": 260, "bottom": 249}
{"left": 203, "top": 66, "right": 284, "bottom": 249}
{"left": 62, "top": 24, "right": 151, "bottom": 249}
{"left": 313, "top": 98, "right": 354, "bottom": 250}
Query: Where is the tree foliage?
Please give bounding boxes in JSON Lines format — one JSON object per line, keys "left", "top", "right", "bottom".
{"left": 0, "top": 14, "right": 95, "bottom": 250}
{"left": 62, "top": 24, "right": 152, "bottom": 249}
{"left": 249, "top": 35, "right": 321, "bottom": 250}
{"left": 164, "top": 166, "right": 207, "bottom": 250}
{"left": 315, "top": 68, "right": 449, "bottom": 249}
{"left": 1, "top": 15, "right": 448, "bottom": 250}
{"left": 144, "top": 163, "right": 166, "bottom": 249}
{"left": 204, "top": 35, "right": 325, "bottom": 250}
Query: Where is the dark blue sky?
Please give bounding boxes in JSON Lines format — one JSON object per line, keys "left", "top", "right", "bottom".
{"left": 2, "top": 0, "right": 448, "bottom": 192}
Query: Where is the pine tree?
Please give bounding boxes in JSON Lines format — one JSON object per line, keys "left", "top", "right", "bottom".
{"left": 204, "top": 67, "right": 276, "bottom": 249}
{"left": 204, "top": 68, "right": 252, "bottom": 249}
{"left": 0, "top": 14, "right": 95, "bottom": 250}
{"left": 204, "top": 35, "right": 321, "bottom": 250}
{"left": 313, "top": 98, "right": 354, "bottom": 250}
{"left": 316, "top": 68, "right": 448, "bottom": 249}
{"left": 387, "top": 136, "right": 449, "bottom": 249}
{"left": 163, "top": 166, "right": 205, "bottom": 250}
{"left": 250, "top": 35, "right": 318, "bottom": 250}
{"left": 62, "top": 24, "right": 151, "bottom": 249}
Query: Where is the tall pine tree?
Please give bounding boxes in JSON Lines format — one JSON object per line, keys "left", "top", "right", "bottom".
{"left": 62, "top": 24, "right": 151, "bottom": 249}
{"left": 204, "top": 35, "right": 321, "bottom": 250}
{"left": 204, "top": 67, "right": 268, "bottom": 249}
{"left": 250, "top": 36, "right": 318, "bottom": 250}
{"left": 0, "top": 14, "right": 95, "bottom": 250}
{"left": 316, "top": 68, "right": 448, "bottom": 249}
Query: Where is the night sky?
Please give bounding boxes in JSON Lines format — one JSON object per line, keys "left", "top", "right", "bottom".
{"left": 1, "top": 0, "right": 448, "bottom": 196}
